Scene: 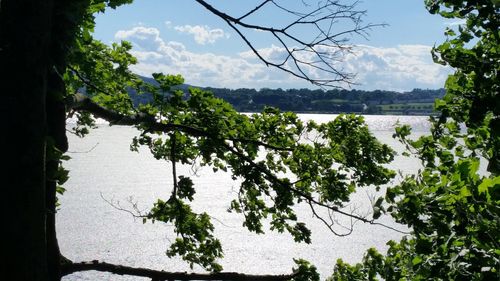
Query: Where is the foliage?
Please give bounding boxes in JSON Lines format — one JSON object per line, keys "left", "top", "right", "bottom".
{"left": 427, "top": 0, "right": 500, "bottom": 173}
{"left": 46, "top": 138, "right": 71, "bottom": 208}
{"left": 149, "top": 197, "right": 223, "bottom": 272}
{"left": 292, "top": 259, "right": 321, "bottom": 281}
{"left": 124, "top": 73, "right": 395, "bottom": 271}
{"left": 61, "top": 0, "right": 400, "bottom": 276}
{"left": 331, "top": 1, "right": 500, "bottom": 280}
{"left": 331, "top": 154, "right": 500, "bottom": 280}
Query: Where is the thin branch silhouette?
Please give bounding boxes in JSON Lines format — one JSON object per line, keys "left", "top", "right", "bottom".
{"left": 195, "top": 0, "right": 385, "bottom": 88}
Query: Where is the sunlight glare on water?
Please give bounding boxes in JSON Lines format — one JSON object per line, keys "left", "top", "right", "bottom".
{"left": 59, "top": 114, "right": 429, "bottom": 280}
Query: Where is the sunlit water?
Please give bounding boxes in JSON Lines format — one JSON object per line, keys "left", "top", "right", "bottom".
{"left": 59, "top": 114, "right": 430, "bottom": 280}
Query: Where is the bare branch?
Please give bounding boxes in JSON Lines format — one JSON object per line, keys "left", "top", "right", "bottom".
{"left": 194, "top": 0, "right": 384, "bottom": 88}
{"left": 238, "top": 0, "right": 273, "bottom": 21}
{"left": 66, "top": 142, "right": 99, "bottom": 154}
{"left": 100, "top": 193, "right": 148, "bottom": 219}
{"left": 308, "top": 200, "right": 352, "bottom": 237}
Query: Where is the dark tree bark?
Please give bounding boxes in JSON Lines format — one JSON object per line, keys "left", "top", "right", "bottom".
{"left": 45, "top": 71, "right": 67, "bottom": 281}
{"left": 0, "top": 1, "right": 55, "bottom": 280}
{"left": 1, "top": 1, "right": 87, "bottom": 280}
{"left": 44, "top": 4, "right": 74, "bottom": 278}
{"left": 0, "top": 1, "right": 381, "bottom": 280}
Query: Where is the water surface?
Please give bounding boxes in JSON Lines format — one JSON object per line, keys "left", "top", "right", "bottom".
{"left": 59, "top": 114, "right": 429, "bottom": 280}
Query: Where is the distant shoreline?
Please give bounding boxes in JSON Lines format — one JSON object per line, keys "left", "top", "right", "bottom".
{"left": 239, "top": 111, "right": 435, "bottom": 116}
{"left": 128, "top": 77, "right": 444, "bottom": 116}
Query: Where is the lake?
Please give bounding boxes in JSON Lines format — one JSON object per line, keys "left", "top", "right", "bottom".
{"left": 59, "top": 114, "right": 430, "bottom": 280}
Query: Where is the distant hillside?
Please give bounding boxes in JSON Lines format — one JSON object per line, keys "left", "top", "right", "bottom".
{"left": 129, "top": 76, "right": 445, "bottom": 115}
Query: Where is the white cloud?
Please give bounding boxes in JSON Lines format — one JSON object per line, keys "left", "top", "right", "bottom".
{"left": 115, "top": 26, "right": 268, "bottom": 88}
{"left": 114, "top": 26, "right": 452, "bottom": 90}
{"left": 239, "top": 44, "right": 451, "bottom": 90}
{"left": 174, "top": 24, "right": 229, "bottom": 45}
{"left": 240, "top": 45, "right": 289, "bottom": 62}
{"left": 115, "top": 26, "right": 163, "bottom": 51}
{"left": 445, "top": 19, "right": 466, "bottom": 26}
{"left": 342, "top": 44, "right": 452, "bottom": 91}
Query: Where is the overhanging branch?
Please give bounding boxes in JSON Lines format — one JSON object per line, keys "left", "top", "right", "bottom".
{"left": 68, "top": 93, "right": 292, "bottom": 151}
{"left": 223, "top": 142, "right": 410, "bottom": 235}
{"left": 61, "top": 260, "right": 296, "bottom": 281}
{"left": 69, "top": 93, "right": 408, "bottom": 235}
{"left": 68, "top": 93, "right": 215, "bottom": 136}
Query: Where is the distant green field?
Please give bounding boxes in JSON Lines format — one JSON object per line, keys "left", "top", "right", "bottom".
{"left": 311, "top": 99, "right": 350, "bottom": 104}
{"left": 383, "top": 111, "right": 404, "bottom": 115}
{"left": 378, "top": 103, "right": 434, "bottom": 111}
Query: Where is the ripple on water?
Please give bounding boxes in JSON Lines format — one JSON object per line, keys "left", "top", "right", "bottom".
{"left": 60, "top": 115, "right": 428, "bottom": 280}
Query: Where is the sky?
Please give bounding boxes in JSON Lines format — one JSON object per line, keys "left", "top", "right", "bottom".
{"left": 94, "top": 0, "right": 457, "bottom": 91}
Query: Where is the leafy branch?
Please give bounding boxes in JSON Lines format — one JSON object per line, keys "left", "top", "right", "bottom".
{"left": 60, "top": 0, "right": 396, "bottom": 277}
{"left": 68, "top": 74, "right": 404, "bottom": 245}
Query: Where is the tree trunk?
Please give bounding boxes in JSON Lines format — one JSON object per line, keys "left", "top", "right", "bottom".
{"left": 45, "top": 69, "right": 70, "bottom": 281}
{"left": 0, "top": 0, "right": 55, "bottom": 280}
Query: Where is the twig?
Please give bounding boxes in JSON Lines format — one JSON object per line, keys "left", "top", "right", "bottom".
{"left": 100, "top": 193, "right": 148, "bottom": 219}
{"left": 66, "top": 142, "right": 99, "bottom": 154}
{"left": 194, "top": 0, "right": 382, "bottom": 88}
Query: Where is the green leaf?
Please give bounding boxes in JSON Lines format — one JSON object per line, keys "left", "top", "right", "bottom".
{"left": 412, "top": 256, "right": 422, "bottom": 266}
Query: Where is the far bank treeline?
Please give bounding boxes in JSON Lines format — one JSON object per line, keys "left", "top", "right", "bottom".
{"left": 129, "top": 77, "right": 445, "bottom": 115}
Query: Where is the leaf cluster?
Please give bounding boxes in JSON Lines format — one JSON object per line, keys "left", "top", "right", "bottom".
{"left": 331, "top": 1, "right": 500, "bottom": 279}
{"left": 128, "top": 73, "right": 395, "bottom": 270}
{"left": 426, "top": 0, "right": 500, "bottom": 173}
{"left": 148, "top": 197, "right": 223, "bottom": 272}
{"left": 46, "top": 137, "right": 71, "bottom": 208}
{"left": 64, "top": 0, "right": 397, "bottom": 275}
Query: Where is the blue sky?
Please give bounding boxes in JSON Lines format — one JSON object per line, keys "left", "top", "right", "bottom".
{"left": 94, "top": 0, "right": 455, "bottom": 91}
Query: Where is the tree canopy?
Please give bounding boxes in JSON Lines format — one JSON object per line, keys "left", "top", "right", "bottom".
{"left": 64, "top": 0, "right": 397, "bottom": 275}
{"left": 1, "top": 1, "right": 398, "bottom": 280}
{"left": 331, "top": 1, "right": 500, "bottom": 280}
{"left": 2, "top": 1, "right": 497, "bottom": 280}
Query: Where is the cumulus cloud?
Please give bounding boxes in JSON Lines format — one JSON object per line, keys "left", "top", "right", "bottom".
{"left": 114, "top": 26, "right": 268, "bottom": 88}
{"left": 174, "top": 24, "right": 229, "bottom": 45}
{"left": 239, "top": 44, "right": 451, "bottom": 90}
{"left": 114, "top": 26, "right": 451, "bottom": 90}
{"left": 343, "top": 44, "right": 452, "bottom": 91}
{"left": 115, "top": 26, "right": 163, "bottom": 51}
{"left": 239, "top": 45, "right": 290, "bottom": 62}
{"left": 445, "top": 19, "right": 466, "bottom": 26}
